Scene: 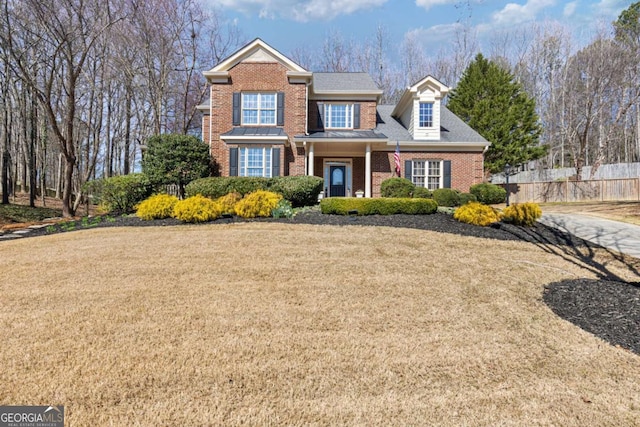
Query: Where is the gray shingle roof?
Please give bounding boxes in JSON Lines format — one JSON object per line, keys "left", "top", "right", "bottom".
{"left": 375, "top": 105, "right": 411, "bottom": 141}
{"left": 312, "top": 73, "right": 381, "bottom": 92}
{"left": 439, "top": 106, "right": 488, "bottom": 143}
{"left": 376, "top": 104, "right": 488, "bottom": 144}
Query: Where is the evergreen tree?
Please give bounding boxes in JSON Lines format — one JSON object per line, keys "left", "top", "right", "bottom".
{"left": 448, "top": 53, "right": 546, "bottom": 174}
{"left": 142, "top": 134, "right": 211, "bottom": 198}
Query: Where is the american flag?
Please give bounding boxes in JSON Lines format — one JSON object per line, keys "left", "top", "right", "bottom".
{"left": 394, "top": 141, "right": 401, "bottom": 177}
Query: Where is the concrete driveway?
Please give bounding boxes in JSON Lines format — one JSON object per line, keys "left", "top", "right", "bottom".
{"left": 539, "top": 213, "right": 640, "bottom": 259}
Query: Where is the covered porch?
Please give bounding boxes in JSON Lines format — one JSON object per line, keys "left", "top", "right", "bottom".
{"left": 299, "top": 139, "right": 389, "bottom": 198}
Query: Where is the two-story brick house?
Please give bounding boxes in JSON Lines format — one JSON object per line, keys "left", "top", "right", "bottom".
{"left": 198, "top": 38, "right": 489, "bottom": 197}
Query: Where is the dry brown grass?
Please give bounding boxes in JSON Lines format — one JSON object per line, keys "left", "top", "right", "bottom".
{"left": 1, "top": 223, "right": 639, "bottom": 426}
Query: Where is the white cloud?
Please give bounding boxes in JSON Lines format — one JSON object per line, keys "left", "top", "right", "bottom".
{"left": 491, "top": 0, "right": 556, "bottom": 26}
{"left": 215, "top": 0, "right": 388, "bottom": 22}
{"left": 563, "top": 1, "right": 577, "bottom": 17}
{"left": 414, "top": 0, "right": 459, "bottom": 11}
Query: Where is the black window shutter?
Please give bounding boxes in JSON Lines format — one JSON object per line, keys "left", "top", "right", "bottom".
{"left": 353, "top": 103, "right": 360, "bottom": 129}
{"left": 229, "top": 147, "right": 238, "bottom": 176}
{"left": 404, "top": 160, "right": 412, "bottom": 180}
{"left": 232, "top": 93, "right": 241, "bottom": 126}
{"left": 277, "top": 93, "right": 285, "bottom": 126}
{"left": 317, "top": 102, "right": 324, "bottom": 130}
{"left": 443, "top": 160, "right": 451, "bottom": 188}
{"left": 272, "top": 148, "right": 280, "bottom": 177}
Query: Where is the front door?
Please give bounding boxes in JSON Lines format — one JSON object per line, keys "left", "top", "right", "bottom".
{"left": 329, "top": 165, "right": 346, "bottom": 197}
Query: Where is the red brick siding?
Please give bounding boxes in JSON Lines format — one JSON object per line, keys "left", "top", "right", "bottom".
{"left": 207, "top": 62, "right": 307, "bottom": 176}
{"left": 371, "top": 151, "right": 485, "bottom": 197}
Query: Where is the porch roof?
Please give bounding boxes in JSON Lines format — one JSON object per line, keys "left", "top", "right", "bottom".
{"left": 294, "top": 129, "right": 387, "bottom": 141}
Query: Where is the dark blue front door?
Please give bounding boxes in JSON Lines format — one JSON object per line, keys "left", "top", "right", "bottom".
{"left": 329, "top": 166, "right": 346, "bottom": 197}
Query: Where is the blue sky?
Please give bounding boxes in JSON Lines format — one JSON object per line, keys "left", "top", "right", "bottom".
{"left": 206, "top": 0, "right": 631, "bottom": 63}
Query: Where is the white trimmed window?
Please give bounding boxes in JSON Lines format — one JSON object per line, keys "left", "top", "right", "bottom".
{"left": 419, "top": 102, "right": 433, "bottom": 128}
{"left": 412, "top": 160, "right": 442, "bottom": 190}
{"left": 324, "top": 103, "right": 353, "bottom": 129}
{"left": 242, "top": 93, "right": 276, "bottom": 125}
{"left": 239, "top": 147, "right": 272, "bottom": 177}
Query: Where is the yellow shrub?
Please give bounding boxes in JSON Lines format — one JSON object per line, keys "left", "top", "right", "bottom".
{"left": 172, "top": 195, "right": 222, "bottom": 223}
{"left": 214, "top": 192, "right": 243, "bottom": 215}
{"left": 453, "top": 202, "right": 501, "bottom": 226}
{"left": 502, "top": 203, "right": 542, "bottom": 226}
{"left": 136, "top": 194, "right": 179, "bottom": 220}
{"left": 234, "top": 190, "right": 282, "bottom": 218}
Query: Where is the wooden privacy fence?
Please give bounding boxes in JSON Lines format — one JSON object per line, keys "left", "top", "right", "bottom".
{"left": 505, "top": 178, "right": 640, "bottom": 203}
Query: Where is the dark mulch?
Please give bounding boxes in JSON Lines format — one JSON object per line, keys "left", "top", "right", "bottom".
{"left": 8, "top": 210, "right": 640, "bottom": 355}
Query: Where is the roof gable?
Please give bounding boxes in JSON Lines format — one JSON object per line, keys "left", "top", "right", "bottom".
{"left": 392, "top": 75, "right": 449, "bottom": 118}
{"left": 204, "top": 38, "right": 310, "bottom": 83}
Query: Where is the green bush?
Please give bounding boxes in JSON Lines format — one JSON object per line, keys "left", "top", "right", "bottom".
{"left": 432, "top": 188, "right": 461, "bottom": 207}
{"left": 502, "top": 202, "right": 542, "bottom": 226}
{"left": 136, "top": 194, "right": 179, "bottom": 220}
{"left": 270, "top": 176, "right": 323, "bottom": 207}
{"left": 186, "top": 177, "right": 270, "bottom": 199}
{"left": 470, "top": 183, "right": 506, "bottom": 205}
{"left": 380, "top": 177, "right": 415, "bottom": 198}
{"left": 235, "top": 190, "right": 283, "bottom": 218}
{"left": 412, "top": 187, "right": 432, "bottom": 199}
{"left": 187, "top": 176, "right": 323, "bottom": 207}
{"left": 458, "top": 192, "right": 478, "bottom": 205}
{"left": 320, "top": 197, "right": 437, "bottom": 216}
{"left": 271, "top": 199, "right": 294, "bottom": 218}
{"left": 84, "top": 173, "right": 153, "bottom": 213}
{"left": 172, "top": 195, "right": 222, "bottom": 223}
{"left": 453, "top": 202, "right": 501, "bottom": 226}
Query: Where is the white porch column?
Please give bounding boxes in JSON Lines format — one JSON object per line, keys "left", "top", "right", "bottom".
{"left": 365, "top": 143, "right": 371, "bottom": 198}
{"left": 308, "top": 142, "right": 315, "bottom": 176}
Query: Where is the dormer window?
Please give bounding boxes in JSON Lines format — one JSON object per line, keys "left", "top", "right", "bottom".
{"left": 419, "top": 102, "right": 433, "bottom": 128}
{"left": 242, "top": 93, "right": 276, "bottom": 125}
{"left": 325, "top": 103, "right": 353, "bottom": 129}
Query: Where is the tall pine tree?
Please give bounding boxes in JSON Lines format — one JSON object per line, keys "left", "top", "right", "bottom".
{"left": 448, "top": 53, "right": 546, "bottom": 174}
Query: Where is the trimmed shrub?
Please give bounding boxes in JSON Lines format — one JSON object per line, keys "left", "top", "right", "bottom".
{"left": 185, "top": 177, "right": 232, "bottom": 199}
{"left": 172, "top": 195, "right": 222, "bottom": 223}
{"left": 432, "top": 188, "right": 460, "bottom": 207}
{"left": 470, "top": 183, "right": 506, "bottom": 205}
{"left": 320, "top": 197, "right": 437, "bottom": 215}
{"left": 84, "top": 173, "right": 153, "bottom": 213}
{"left": 136, "top": 194, "right": 179, "bottom": 220}
{"left": 380, "top": 177, "right": 415, "bottom": 198}
{"left": 502, "top": 202, "right": 542, "bottom": 226}
{"left": 412, "top": 187, "right": 432, "bottom": 199}
{"left": 186, "top": 177, "right": 270, "bottom": 199}
{"left": 271, "top": 199, "right": 294, "bottom": 218}
{"left": 454, "top": 202, "right": 501, "bottom": 226}
{"left": 214, "top": 192, "right": 242, "bottom": 215}
{"left": 458, "top": 192, "right": 478, "bottom": 205}
{"left": 235, "top": 190, "right": 283, "bottom": 218}
{"left": 270, "top": 176, "right": 323, "bottom": 207}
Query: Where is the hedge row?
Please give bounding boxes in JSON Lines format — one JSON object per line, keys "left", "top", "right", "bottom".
{"left": 320, "top": 197, "right": 438, "bottom": 216}
{"left": 185, "top": 176, "right": 323, "bottom": 207}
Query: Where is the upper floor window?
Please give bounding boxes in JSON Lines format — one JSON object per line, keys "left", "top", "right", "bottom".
{"left": 419, "top": 102, "right": 433, "bottom": 128}
{"left": 411, "top": 159, "right": 441, "bottom": 190}
{"left": 324, "top": 103, "right": 353, "bottom": 129}
{"left": 242, "top": 93, "right": 276, "bottom": 125}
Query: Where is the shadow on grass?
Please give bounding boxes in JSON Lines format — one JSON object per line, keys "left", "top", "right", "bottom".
{"left": 497, "top": 221, "right": 640, "bottom": 284}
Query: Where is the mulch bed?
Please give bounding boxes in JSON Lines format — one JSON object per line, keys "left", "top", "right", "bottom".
{"left": 8, "top": 210, "right": 640, "bottom": 355}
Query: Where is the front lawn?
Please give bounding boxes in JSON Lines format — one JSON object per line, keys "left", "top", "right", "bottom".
{"left": 0, "top": 223, "right": 638, "bottom": 425}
